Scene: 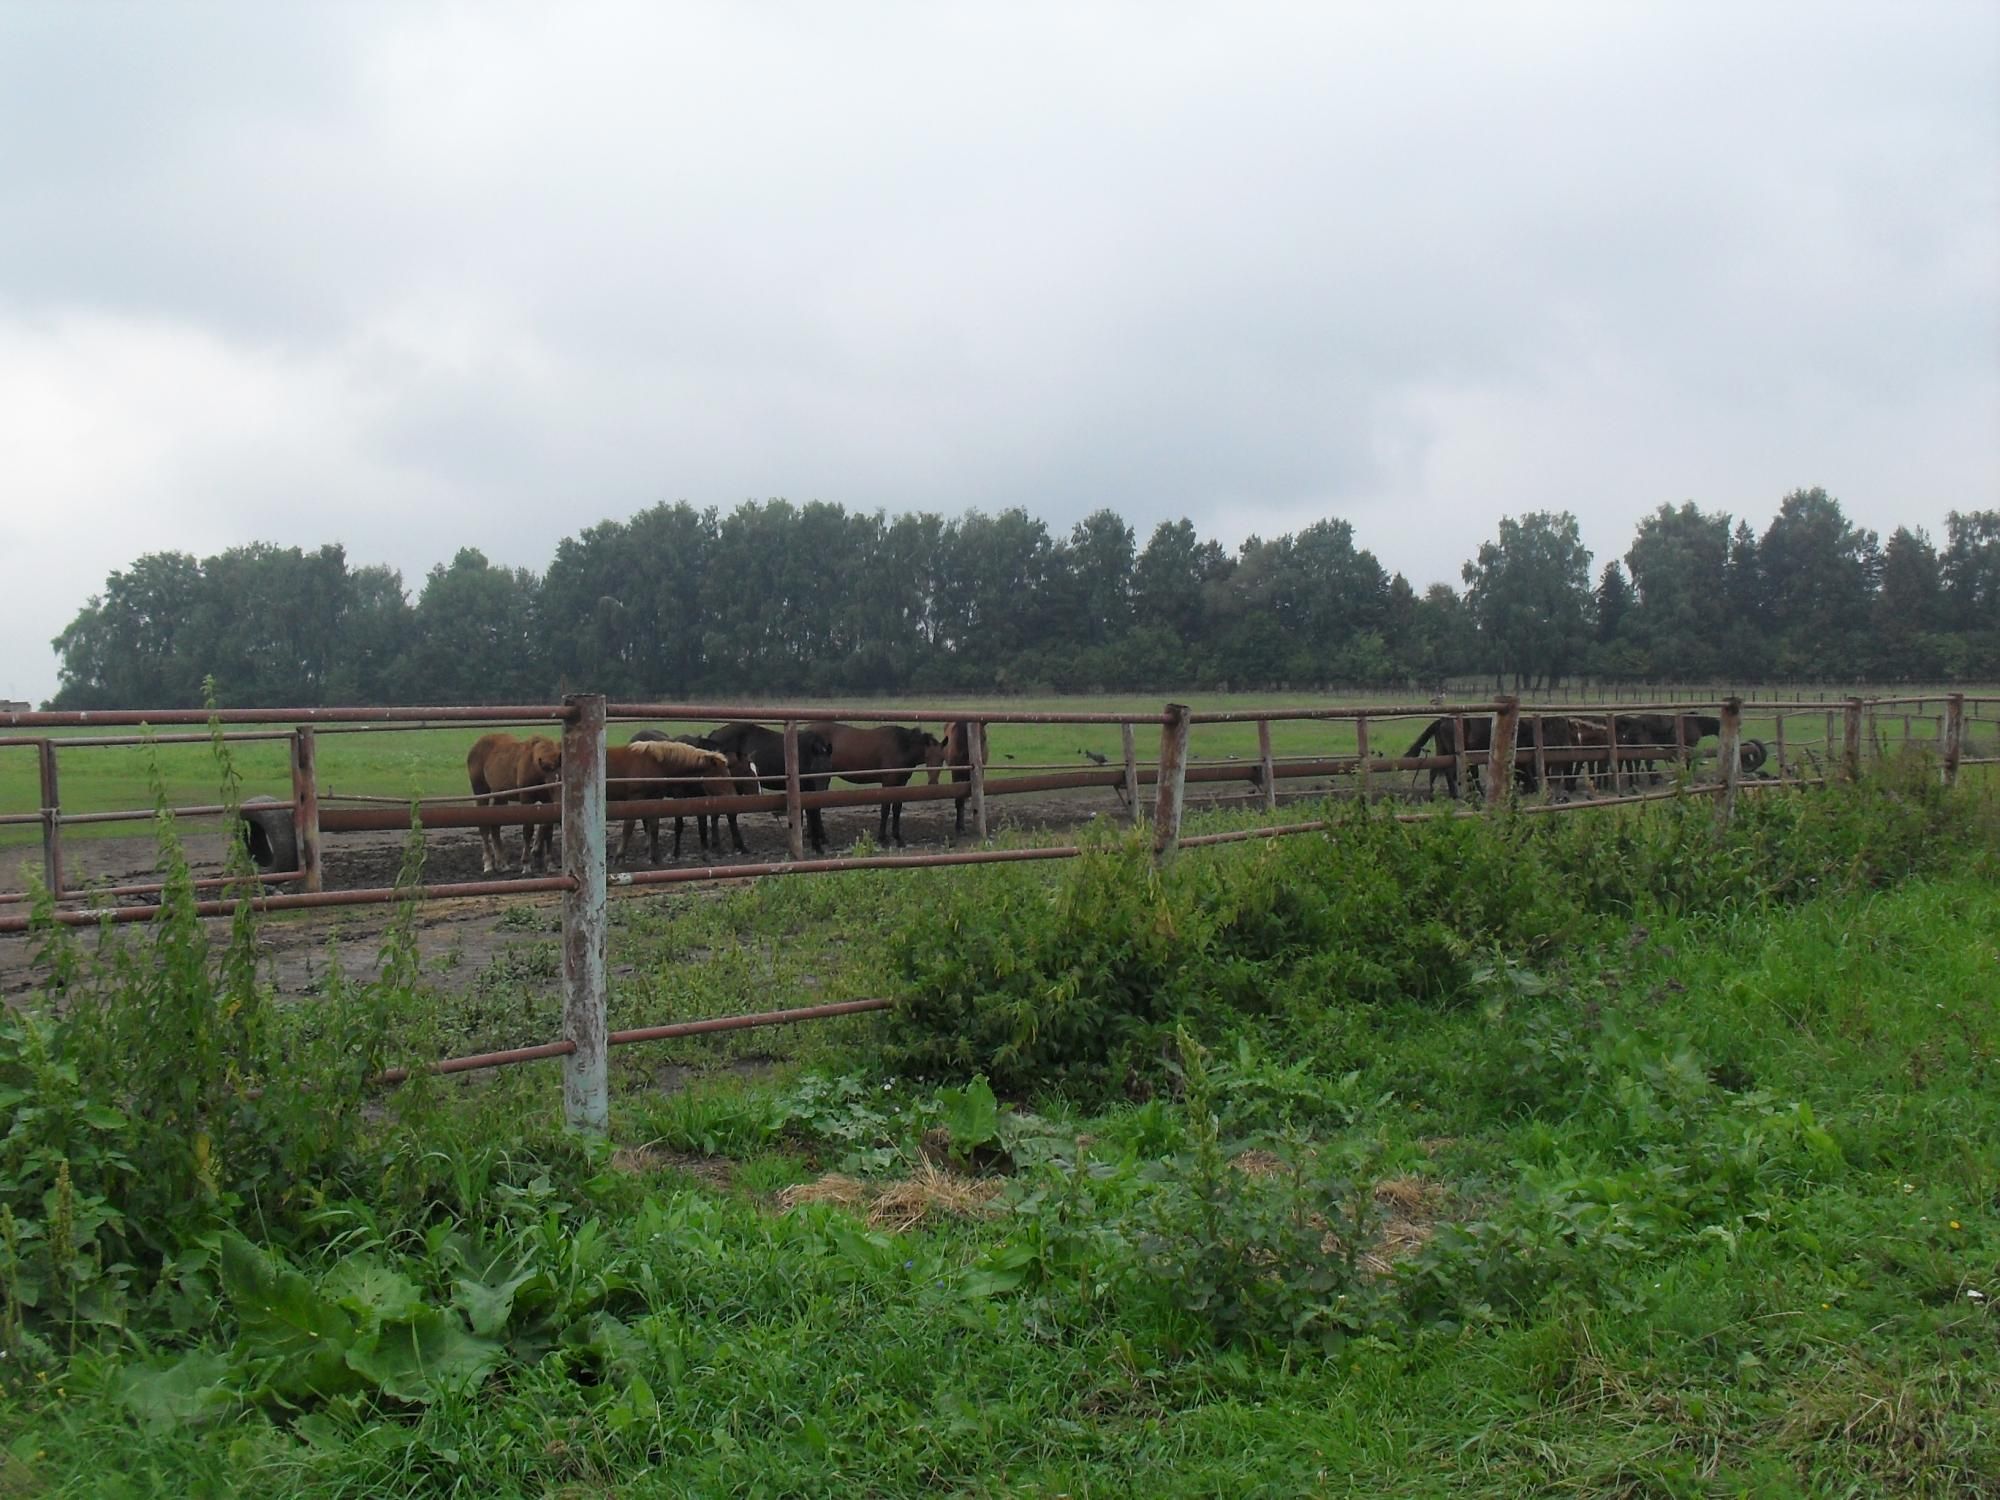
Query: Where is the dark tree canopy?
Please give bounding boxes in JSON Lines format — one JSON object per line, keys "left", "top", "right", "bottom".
{"left": 42, "top": 492, "right": 1999, "bottom": 709}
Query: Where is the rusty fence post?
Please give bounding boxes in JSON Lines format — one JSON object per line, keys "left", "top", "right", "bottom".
{"left": 1944, "top": 694, "right": 1964, "bottom": 786}
{"left": 1529, "top": 713, "right": 1548, "bottom": 799}
{"left": 1452, "top": 714, "right": 1470, "bottom": 801}
{"left": 1152, "top": 703, "right": 1190, "bottom": 863}
{"left": 1718, "top": 696, "right": 1743, "bottom": 825}
{"left": 1354, "top": 715, "right": 1372, "bottom": 804}
{"left": 1121, "top": 720, "right": 1142, "bottom": 827}
{"left": 1487, "top": 696, "right": 1518, "bottom": 809}
{"left": 783, "top": 720, "right": 805, "bottom": 862}
{"left": 1774, "top": 712, "right": 1787, "bottom": 780}
{"left": 1602, "top": 713, "right": 1625, "bottom": 797}
{"left": 37, "top": 740, "right": 62, "bottom": 898}
{"left": 1843, "top": 698, "right": 1863, "bottom": 781}
{"left": 1257, "top": 719, "right": 1277, "bottom": 812}
{"left": 966, "top": 719, "right": 989, "bottom": 841}
{"left": 561, "top": 693, "right": 608, "bottom": 1134}
{"left": 290, "top": 727, "right": 322, "bottom": 893}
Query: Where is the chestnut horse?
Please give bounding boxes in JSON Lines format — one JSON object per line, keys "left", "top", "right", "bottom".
{"left": 824, "top": 723, "right": 946, "bottom": 846}
{"left": 607, "top": 737, "right": 733, "bottom": 866}
{"left": 466, "top": 732, "right": 562, "bottom": 874}
{"left": 628, "top": 730, "right": 756, "bottom": 858}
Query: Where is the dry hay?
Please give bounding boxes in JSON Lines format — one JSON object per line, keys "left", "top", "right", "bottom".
{"left": 610, "top": 1144, "right": 733, "bottom": 1190}
{"left": 777, "top": 1156, "right": 1001, "bottom": 1231}
{"left": 1364, "top": 1175, "right": 1447, "bottom": 1272}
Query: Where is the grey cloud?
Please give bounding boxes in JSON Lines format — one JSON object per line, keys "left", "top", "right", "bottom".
{"left": 1, "top": 2, "right": 1995, "bottom": 702}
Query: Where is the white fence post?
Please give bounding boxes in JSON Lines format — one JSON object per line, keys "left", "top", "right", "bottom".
{"left": 561, "top": 693, "right": 608, "bottom": 1134}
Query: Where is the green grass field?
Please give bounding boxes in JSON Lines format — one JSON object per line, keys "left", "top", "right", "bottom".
{"left": 0, "top": 771, "right": 1994, "bottom": 1495}
{"left": 6, "top": 690, "right": 1988, "bottom": 855}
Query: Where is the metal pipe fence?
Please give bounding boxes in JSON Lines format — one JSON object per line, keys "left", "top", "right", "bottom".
{"left": 4, "top": 691, "right": 1990, "bottom": 1130}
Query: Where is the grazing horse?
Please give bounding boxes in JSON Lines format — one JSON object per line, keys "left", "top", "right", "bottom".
{"left": 1400, "top": 716, "right": 1493, "bottom": 800}
{"left": 629, "top": 730, "right": 756, "bottom": 857}
{"left": 824, "top": 723, "right": 946, "bottom": 846}
{"left": 1615, "top": 714, "right": 1722, "bottom": 784}
{"left": 705, "top": 722, "right": 836, "bottom": 853}
{"left": 1402, "top": 715, "right": 1595, "bottom": 799}
{"left": 942, "top": 720, "right": 989, "bottom": 834}
{"left": 466, "top": 733, "right": 562, "bottom": 874}
{"left": 606, "top": 738, "right": 733, "bottom": 866}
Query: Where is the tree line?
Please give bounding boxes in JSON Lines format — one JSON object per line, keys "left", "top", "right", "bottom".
{"left": 43, "top": 488, "right": 2000, "bottom": 709}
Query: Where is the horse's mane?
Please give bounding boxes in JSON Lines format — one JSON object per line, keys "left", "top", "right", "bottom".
{"left": 625, "top": 740, "right": 730, "bottom": 776}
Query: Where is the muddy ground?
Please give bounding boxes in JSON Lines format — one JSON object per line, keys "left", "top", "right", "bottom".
{"left": 1, "top": 778, "right": 1352, "bottom": 1005}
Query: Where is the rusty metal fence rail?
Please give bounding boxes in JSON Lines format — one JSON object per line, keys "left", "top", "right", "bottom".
{"left": 3, "top": 691, "right": 1992, "bottom": 1131}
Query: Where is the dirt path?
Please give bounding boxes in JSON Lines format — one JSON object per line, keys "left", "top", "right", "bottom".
{"left": 0, "top": 777, "right": 1351, "bottom": 1005}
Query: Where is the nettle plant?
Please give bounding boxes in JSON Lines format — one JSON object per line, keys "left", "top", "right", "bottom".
{"left": 0, "top": 713, "right": 421, "bottom": 1361}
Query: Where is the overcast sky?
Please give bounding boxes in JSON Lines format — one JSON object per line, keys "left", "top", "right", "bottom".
{"left": 3, "top": 3, "right": 1996, "bottom": 702}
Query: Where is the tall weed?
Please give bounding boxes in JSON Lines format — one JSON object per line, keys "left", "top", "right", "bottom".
{"left": 882, "top": 765, "right": 1981, "bottom": 1103}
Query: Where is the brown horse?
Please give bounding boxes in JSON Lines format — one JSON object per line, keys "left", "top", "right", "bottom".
{"left": 942, "top": 720, "right": 989, "bottom": 835}
{"left": 628, "top": 730, "right": 757, "bottom": 858}
{"left": 607, "top": 738, "right": 734, "bottom": 865}
{"left": 467, "top": 733, "right": 562, "bottom": 874}
{"left": 824, "top": 723, "right": 946, "bottom": 846}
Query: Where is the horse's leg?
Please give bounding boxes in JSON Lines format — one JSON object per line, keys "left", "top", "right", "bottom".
{"left": 528, "top": 793, "right": 551, "bottom": 873}
{"left": 470, "top": 775, "right": 499, "bottom": 873}
{"left": 726, "top": 811, "right": 746, "bottom": 854}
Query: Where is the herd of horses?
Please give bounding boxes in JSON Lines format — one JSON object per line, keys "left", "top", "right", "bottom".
{"left": 1400, "top": 710, "right": 1754, "bottom": 800}
{"left": 464, "top": 720, "right": 988, "bottom": 874}
{"left": 465, "top": 710, "right": 1740, "bottom": 874}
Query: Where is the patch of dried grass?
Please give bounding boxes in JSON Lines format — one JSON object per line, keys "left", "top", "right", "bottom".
{"left": 609, "top": 1145, "right": 733, "bottom": 1189}
{"left": 777, "top": 1157, "right": 1001, "bottom": 1230}
{"left": 1365, "top": 1175, "right": 1446, "bottom": 1272}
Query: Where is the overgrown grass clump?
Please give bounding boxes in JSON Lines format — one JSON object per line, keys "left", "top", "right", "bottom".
{"left": 883, "top": 761, "right": 1978, "bottom": 1098}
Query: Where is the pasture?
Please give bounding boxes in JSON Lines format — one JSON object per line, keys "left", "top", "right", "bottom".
{"left": 4, "top": 688, "right": 1987, "bottom": 863}
{"left": 0, "top": 759, "right": 1994, "bottom": 1495}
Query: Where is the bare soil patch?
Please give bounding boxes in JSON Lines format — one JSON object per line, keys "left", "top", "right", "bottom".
{"left": 0, "top": 777, "right": 1345, "bottom": 1006}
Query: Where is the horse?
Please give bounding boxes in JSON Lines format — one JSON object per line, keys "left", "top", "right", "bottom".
{"left": 704, "top": 722, "right": 836, "bottom": 853}
{"left": 942, "top": 720, "right": 989, "bottom": 834}
{"left": 1614, "top": 713, "right": 1722, "bottom": 784}
{"left": 466, "top": 732, "right": 562, "bottom": 874}
{"left": 628, "top": 730, "right": 755, "bottom": 857}
{"left": 606, "top": 737, "right": 734, "bottom": 866}
{"left": 1401, "top": 715, "right": 1591, "bottom": 799}
{"left": 1400, "top": 716, "right": 1490, "bottom": 800}
{"left": 824, "top": 723, "right": 946, "bottom": 846}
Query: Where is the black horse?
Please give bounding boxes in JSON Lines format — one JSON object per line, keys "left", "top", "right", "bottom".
{"left": 1402, "top": 714, "right": 1607, "bottom": 799}
{"left": 705, "top": 722, "right": 836, "bottom": 853}
{"left": 1614, "top": 714, "right": 1722, "bottom": 784}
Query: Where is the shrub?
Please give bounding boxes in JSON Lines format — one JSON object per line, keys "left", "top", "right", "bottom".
{"left": 0, "top": 728, "right": 420, "bottom": 1356}
{"left": 881, "top": 767, "right": 1980, "bottom": 1104}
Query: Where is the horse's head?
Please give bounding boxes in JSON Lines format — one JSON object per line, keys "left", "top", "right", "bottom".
{"left": 920, "top": 730, "right": 947, "bottom": 784}
{"left": 533, "top": 738, "right": 562, "bottom": 782}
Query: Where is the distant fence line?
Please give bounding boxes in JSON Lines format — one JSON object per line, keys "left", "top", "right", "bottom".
{"left": 2, "top": 692, "right": 1993, "bottom": 1134}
